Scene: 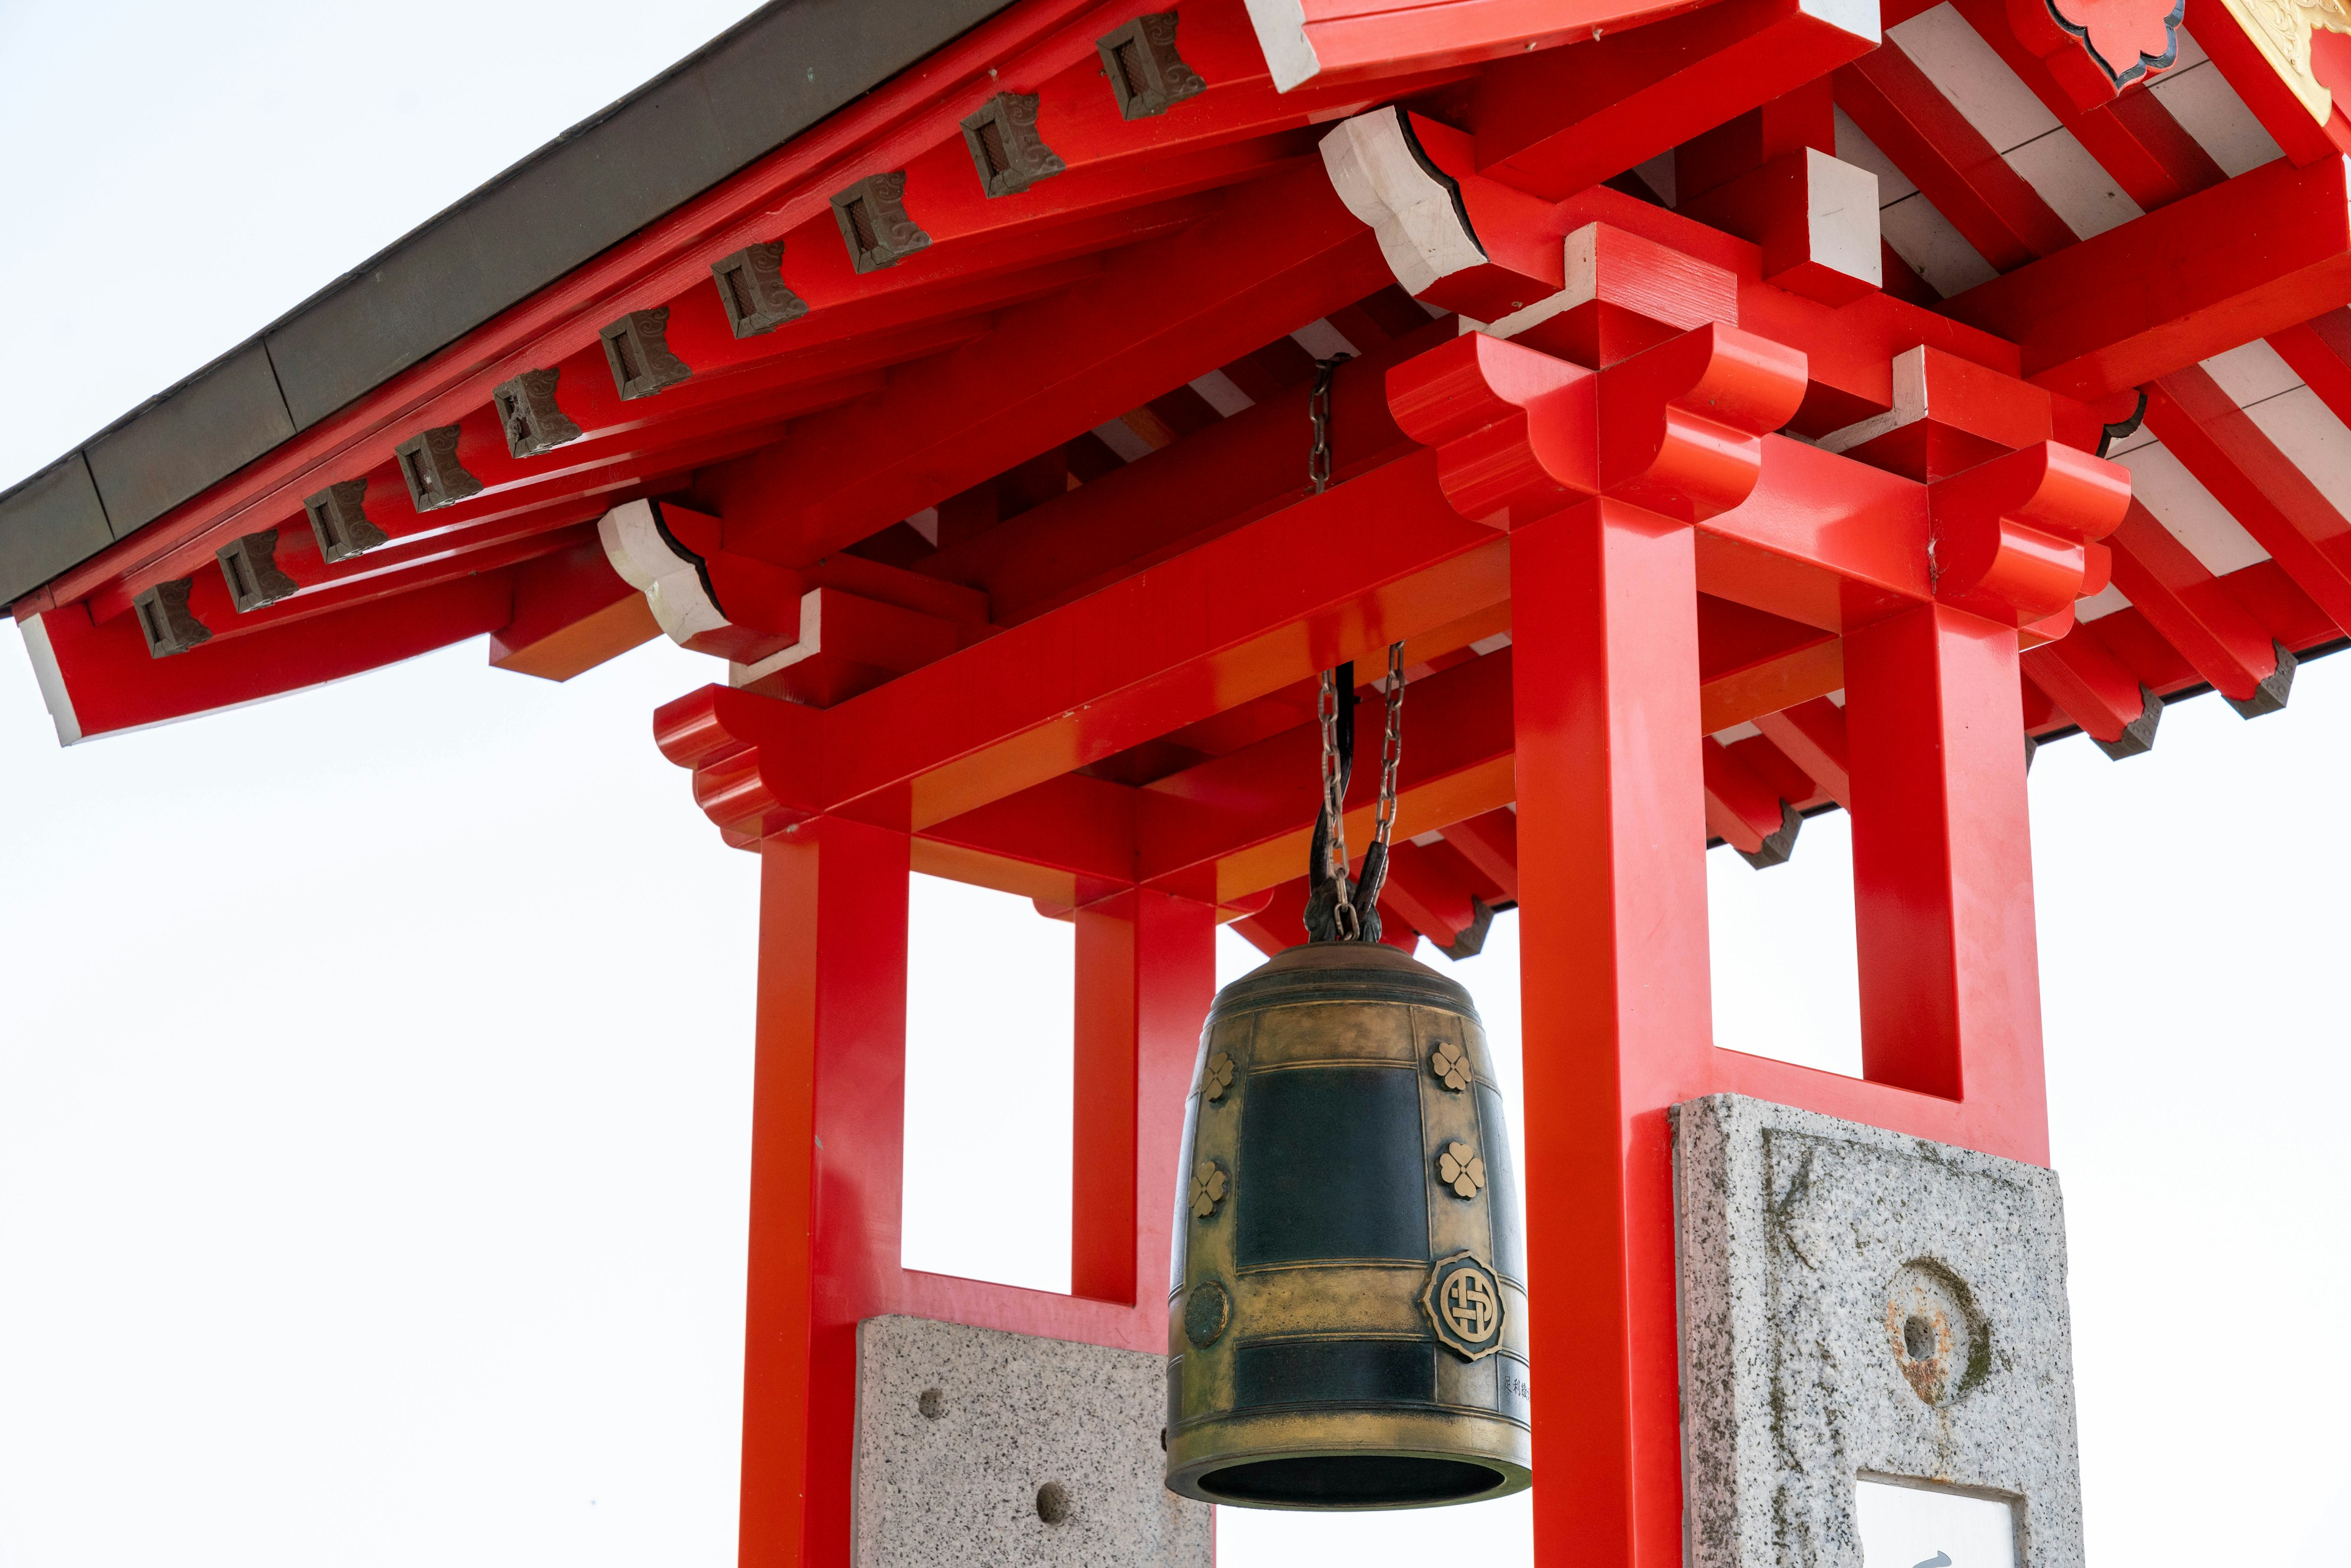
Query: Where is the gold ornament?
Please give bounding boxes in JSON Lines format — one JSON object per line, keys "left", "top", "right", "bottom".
{"left": 1438, "top": 1141, "right": 1488, "bottom": 1199}
{"left": 2219, "top": 0, "right": 2351, "bottom": 122}
{"left": 1430, "top": 1038, "right": 1471, "bottom": 1092}
{"left": 1419, "top": 1251, "right": 1507, "bottom": 1361}
{"left": 1203, "top": 1051, "right": 1235, "bottom": 1101}
{"left": 1189, "top": 1160, "right": 1228, "bottom": 1218}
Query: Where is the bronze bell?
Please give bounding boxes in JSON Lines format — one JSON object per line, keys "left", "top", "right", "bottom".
{"left": 1163, "top": 940, "right": 1532, "bottom": 1509}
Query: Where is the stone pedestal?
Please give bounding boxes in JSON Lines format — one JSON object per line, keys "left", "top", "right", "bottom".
{"left": 853, "top": 1315, "right": 1212, "bottom": 1567}
{"left": 1674, "top": 1094, "right": 2085, "bottom": 1568}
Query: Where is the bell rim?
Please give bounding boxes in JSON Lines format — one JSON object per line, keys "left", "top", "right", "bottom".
{"left": 1165, "top": 1438, "right": 1533, "bottom": 1512}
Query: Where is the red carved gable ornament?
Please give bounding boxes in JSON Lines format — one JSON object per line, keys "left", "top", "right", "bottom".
{"left": 2009, "top": 0, "right": 2183, "bottom": 108}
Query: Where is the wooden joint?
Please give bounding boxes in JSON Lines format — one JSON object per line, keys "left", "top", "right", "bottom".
{"left": 1928, "top": 441, "right": 2131, "bottom": 624}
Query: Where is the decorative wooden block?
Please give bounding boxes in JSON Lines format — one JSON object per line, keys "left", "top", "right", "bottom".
{"left": 599, "top": 307, "right": 693, "bottom": 400}
{"left": 830, "top": 173, "right": 931, "bottom": 274}
{"left": 131, "top": 577, "right": 209, "bottom": 658}
{"left": 491, "top": 367, "right": 583, "bottom": 458}
{"left": 215, "top": 527, "right": 298, "bottom": 612}
{"left": 710, "top": 242, "right": 808, "bottom": 338}
{"left": 303, "top": 477, "right": 390, "bottom": 562}
{"left": 392, "top": 426, "right": 484, "bottom": 513}
{"left": 1097, "top": 13, "right": 1205, "bottom": 121}
{"left": 961, "top": 92, "right": 1065, "bottom": 198}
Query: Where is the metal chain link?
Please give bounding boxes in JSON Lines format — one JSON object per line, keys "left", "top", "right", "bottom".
{"left": 1308, "top": 353, "right": 1349, "bottom": 496}
{"left": 1318, "top": 666, "right": 1357, "bottom": 939}
{"left": 1371, "top": 641, "right": 1406, "bottom": 853}
{"left": 1304, "top": 352, "right": 1406, "bottom": 942}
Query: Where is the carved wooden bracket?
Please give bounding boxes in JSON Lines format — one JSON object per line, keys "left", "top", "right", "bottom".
{"left": 654, "top": 683, "right": 826, "bottom": 846}
{"left": 1927, "top": 441, "right": 2131, "bottom": 625}
{"left": 1386, "top": 320, "right": 1805, "bottom": 527}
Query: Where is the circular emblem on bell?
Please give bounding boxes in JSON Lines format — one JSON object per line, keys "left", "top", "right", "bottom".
{"left": 1188, "top": 1159, "right": 1228, "bottom": 1219}
{"left": 1430, "top": 1039, "right": 1472, "bottom": 1092}
{"left": 1202, "top": 1051, "right": 1235, "bottom": 1101}
{"left": 1184, "top": 1278, "right": 1232, "bottom": 1348}
{"left": 1437, "top": 1140, "right": 1487, "bottom": 1199}
{"left": 1421, "top": 1251, "right": 1505, "bottom": 1360}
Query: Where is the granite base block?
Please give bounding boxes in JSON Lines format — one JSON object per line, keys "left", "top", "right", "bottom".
{"left": 1673, "top": 1093, "right": 2084, "bottom": 1568}
{"left": 854, "top": 1314, "right": 1212, "bottom": 1567}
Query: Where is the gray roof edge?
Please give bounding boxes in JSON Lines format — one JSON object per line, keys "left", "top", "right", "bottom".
{"left": 1, "top": 0, "right": 1016, "bottom": 595}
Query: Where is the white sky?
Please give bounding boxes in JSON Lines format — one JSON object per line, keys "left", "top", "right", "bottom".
{"left": 3, "top": 3, "right": 2348, "bottom": 1566}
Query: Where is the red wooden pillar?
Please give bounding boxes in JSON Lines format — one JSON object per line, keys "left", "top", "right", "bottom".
{"left": 1511, "top": 498, "right": 1715, "bottom": 1568}
{"left": 1845, "top": 604, "right": 2051, "bottom": 1159}
{"left": 1072, "top": 890, "right": 1218, "bottom": 1311}
{"left": 741, "top": 816, "right": 910, "bottom": 1568}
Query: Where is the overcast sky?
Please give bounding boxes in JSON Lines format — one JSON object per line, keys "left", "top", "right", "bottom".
{"left": 4, "top": 3, "right": 2347, "bottom": 1566}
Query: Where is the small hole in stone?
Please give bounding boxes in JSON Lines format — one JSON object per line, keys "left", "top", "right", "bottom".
{"left": 918, "top": 1387, "right": 943, "bottom": 1420}
{"left": 1902, "top": 1313, "right": 1935, "bottom": 1360}
{"left": 1036, "top": 1480, "right": 1070, "bottom": 1524}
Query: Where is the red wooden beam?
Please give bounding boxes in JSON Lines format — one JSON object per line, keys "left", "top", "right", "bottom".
{"left": 918, "top": 313, "right": 1445, "bottom": 625}
{"left": 1442, "top": 806, "right": 1521, "bottom": 901}
{"left": 1702, "top": 734, "right": 1802, "bottom": 863}
{"left": 2020, "top": 619, "right": 2161, "bottom": 754}
{"left": 1071, "top": 891, "right": 1215, "bottom": 1305}
{"left": 1846, "top": 602, "right": 2047, "bottom": 1120}
{"left": 1247, "top": 0, "right": 1708, "bottom": 91}
{"left": 1944, "top": 153, "right": 2351, "bottom": 396}
{"left": 2180, "top": 0, "right": 2351, "bottom": 167}
{"left": 43, "top": 1, "right": 1478, "bottom": 619}
{"left": 490, "top": 539, "right": 660, "bottom": 682}
{"left": 19, "top": 572, "right": 514, "bottom": 744}
{"left": 1468, "top": 0, "right": 1880, "bottom": 201}
{"left": 707, "top": 158, "right": 1394, "bottom": 566}
{"left": 655, "top": 448, "right": 1507, "bottom": 842}
{"left": 1752, "top": 694, "right": 1850, "bottom": 805}
{"left": 2265, "top": 308, "right": 2351, "bottom": 435}
{"left": 2141, "top": 366, "right": 2351, "bottom": 632}
{"left": 2105, "top": 500, "right": 2293, "bottom": 709}
{"left": 1832, "top": 45, "right": 2075, "bottom": 272}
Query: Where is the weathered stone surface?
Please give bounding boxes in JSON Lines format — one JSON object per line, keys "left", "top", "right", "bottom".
{"left": 1674, "top": 1093, "right": 2083, "bottom": 1568}
{"left": 855, "top": 1315, "right": 1211, "bottom": 1567}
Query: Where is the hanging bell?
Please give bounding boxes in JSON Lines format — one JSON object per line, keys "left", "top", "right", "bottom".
{"left": 1163, "top": 940, "right": 1531, "bottom": 1509}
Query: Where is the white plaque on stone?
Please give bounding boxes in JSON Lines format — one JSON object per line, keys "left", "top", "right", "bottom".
{"left": 1856, "top": 1476, "right": 2019, "bottom": 1567}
